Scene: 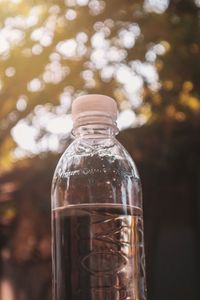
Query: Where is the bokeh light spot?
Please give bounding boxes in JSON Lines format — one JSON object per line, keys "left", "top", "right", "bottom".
{"left": 5, "top": 67, "right": 16, "bottom": 77}
{"left": 40, "top": 35, "right": 53, "bottom": 47}
{"left": 117, "top": 109, "right": 137, "bottom": 130}
{"left": 0, "top": 36, "right": 9, "bottom": 55}
{"left": 91, "top": 31, "right": 107, "bottom": 48}
{"left": 76, "top": 32, "right": 88, "bottom": 43}
{"left": 65, "top": 9, "right": 77, "bottom": 20}
{"left": 100, "top": 65, "right": 115, "bottom": 82}
{"left": 31, "top": 27, "right": 45, "bottom": 41}
{"left": 119, "top": 30, "right": 136, "bottom": 48}
{"left": 27, "top": 78, "right": 44, "bottom": 92}
{"left": 59, "top": 92, "right": 72, "bottom": 111}
{"left": 77, "top": 0, "right": 89, "bottom": 6}
{"left": 194, "top": 0, "right": 200, "bottom": 7}
{"left": 49, "top": 52, "right": 61, "bottom": 61}
{"left": 32, "top": 44, "right": 43, "bottom": 55}
{"left": 49, "top": 5, "right": 61, "bottom": 15}
{"left": 57, "top": 39, "right": 77, "bottom": 58}
{"left": 144, "top": 0, "right": 169, "bottom": 13}
{"left": 65, "top": 0, "right": 76, "bottom": 7}
{"left": 46, "top": 115, "right": 73, "bottom": 135}
{"left": 89, "top": 0, "right": 106, "bottom": 16}
{"left": 16, "top": 96, "right": 27, "bottom": 111}
{"left": 11, "top": 121, "right": 38, "bottom": 154}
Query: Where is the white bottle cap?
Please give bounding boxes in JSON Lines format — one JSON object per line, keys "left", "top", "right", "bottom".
{"left": 72, "top": 94, "right": 118, "bottom": 128}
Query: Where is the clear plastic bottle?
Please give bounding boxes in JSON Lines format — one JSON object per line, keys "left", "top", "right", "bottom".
{"left": 51, "top": 95, "right": 147, "bottom": 300}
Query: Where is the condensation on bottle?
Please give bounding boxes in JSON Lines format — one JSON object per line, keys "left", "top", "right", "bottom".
{"left": 51, "top": 94, "right": 147, "bottom": 300}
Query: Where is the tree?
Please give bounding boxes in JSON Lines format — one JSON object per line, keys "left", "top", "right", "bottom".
{"left": 0, "top": 0, "right": 200, "bottom": 171}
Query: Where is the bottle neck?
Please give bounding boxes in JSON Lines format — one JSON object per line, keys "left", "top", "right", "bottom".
{"left": 73, "top": 123, "right": 118, "bottom": 138}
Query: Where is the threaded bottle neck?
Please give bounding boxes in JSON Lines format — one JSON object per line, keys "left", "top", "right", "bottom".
{"left": 73, "top": 117, "right": 118, "bottom": 138}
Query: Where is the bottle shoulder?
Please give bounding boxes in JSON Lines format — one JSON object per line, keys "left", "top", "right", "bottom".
{"left": 52, "top": 137, "right": 142, "bottom": 209}
{"left": 54, "top": 137, "right": 139, "bottom": 179}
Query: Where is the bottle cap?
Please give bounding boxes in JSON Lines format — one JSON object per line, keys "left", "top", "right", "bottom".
{"left": 72, "top": 94, "right": 118, "bottom": 127}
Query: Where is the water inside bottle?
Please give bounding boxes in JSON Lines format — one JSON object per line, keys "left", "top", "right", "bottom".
{"left": 53, "top": 204, "right": 146, "bottom": 300}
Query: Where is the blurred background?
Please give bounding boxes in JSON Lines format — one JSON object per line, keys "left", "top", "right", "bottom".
{"left": 0, "top": 0, "right": 200, "bottom": 299}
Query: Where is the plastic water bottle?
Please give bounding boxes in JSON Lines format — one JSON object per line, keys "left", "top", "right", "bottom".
{"left": 51, "top": 94, "right": 147, "bottom": 300}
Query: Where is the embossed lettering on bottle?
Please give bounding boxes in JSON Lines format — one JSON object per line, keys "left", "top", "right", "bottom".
{"left": 53, "top": 204, "right": 146, "bottom": 300}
